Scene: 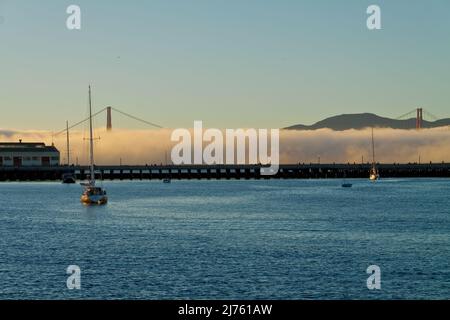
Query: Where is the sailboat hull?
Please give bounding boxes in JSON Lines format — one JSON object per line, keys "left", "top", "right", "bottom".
{"left": 81, "top": 194, "right": 108, "bottom": 205}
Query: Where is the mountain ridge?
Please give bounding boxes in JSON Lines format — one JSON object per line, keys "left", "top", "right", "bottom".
{"left": 285, "top": 113, "right": 450, "bottom": 131}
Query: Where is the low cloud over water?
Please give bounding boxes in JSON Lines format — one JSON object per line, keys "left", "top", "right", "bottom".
{"left": 1, "top": 127, "right": 449, "bottom": 165}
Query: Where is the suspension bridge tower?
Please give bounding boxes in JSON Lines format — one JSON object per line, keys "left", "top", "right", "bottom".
{"left": 416, "top": 108, "right": 423, "bottom": 130}
{"left": 106, "top": 106, "right": 112, "bottom": 131}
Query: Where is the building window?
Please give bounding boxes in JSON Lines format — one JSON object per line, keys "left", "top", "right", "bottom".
{"left": 4, "top": 157, "right": 12, "bottom": 161}
{"left": 23, "top": 157, "right": 31, "bottom": 161}
{"left": 51, "top": 157, "right": 59, "bottom": 161}
{"left": 32, "top": 157, "right": 39, "bottom": 161}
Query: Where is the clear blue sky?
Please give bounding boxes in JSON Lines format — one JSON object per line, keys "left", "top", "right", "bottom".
{"left": 1, "top": 0, "right": 449, "bottom": 130}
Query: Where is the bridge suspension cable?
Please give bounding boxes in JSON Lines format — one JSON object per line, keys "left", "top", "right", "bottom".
{"left": 423, "top": 110, "right": 440, "bottom": 122}
{"left": 111, "top": 107, "right": 163, "bottom": 129}
{"left": 55, "top": 107, "right": 107, "bottom": 136}
{"left": 395, "top": 109, "right": 417, "bottom": 120}
{"left": 55, "top": 107, "right": 163, "bottom": 135}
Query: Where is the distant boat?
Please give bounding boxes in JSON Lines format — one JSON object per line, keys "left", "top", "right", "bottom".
{"left": 369, "top": 127, "right": 380, "bottom": 181}
{"left": 341, "top": 183, "right": 353, "bottom": 188}
{"left": 80, "top": 86, "right": 108, "bottom": 205}
{"left": 369, "top": 169, "right": 379, "bottom": 181}
{"left": 62, "top": 173, "right": 76, "bottom": 184}
{"left": 62, "top": 121, "right": 76, "bottom": 184}
{"left": 341, "top": 170, "right": 352, "bottom": 188}
{"left": 163, "top": 150, "right": 171, "bottom": 183}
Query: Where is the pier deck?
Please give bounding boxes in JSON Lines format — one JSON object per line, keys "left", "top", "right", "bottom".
{"left": 1, "top": 163, "right": 450, "bottom": 181}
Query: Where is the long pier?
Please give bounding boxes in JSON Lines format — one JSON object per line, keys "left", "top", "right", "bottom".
{"left": 1, "top": 163, "right": 450, "bottom": 181}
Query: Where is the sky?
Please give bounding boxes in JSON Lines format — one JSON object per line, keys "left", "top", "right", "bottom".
{"left": 1, "top": 0, "right": 450, "bottom": 131}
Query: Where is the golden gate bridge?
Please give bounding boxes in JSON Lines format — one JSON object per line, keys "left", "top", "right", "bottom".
{"left": 55, "top": 106, "right": 443, "bottom": 136}
{"left": 51, "top": 106, "right": 446, "bottom": 165}
{"left": 395, "top": 108, "right": 442, "bottom": 130}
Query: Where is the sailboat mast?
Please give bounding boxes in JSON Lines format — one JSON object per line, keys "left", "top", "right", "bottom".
{"left": 88, "top": 86, "right": 95, "bottom": 184}
{"left": 371, "top": 127, "right": 376, "bottom": 165}
{"left": 66, "top": 121, "right": 70, "bottom": 166}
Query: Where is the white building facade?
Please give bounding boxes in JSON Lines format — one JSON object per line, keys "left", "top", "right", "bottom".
{"left": 0, "top": 142, "right": 60, "bottom": 167}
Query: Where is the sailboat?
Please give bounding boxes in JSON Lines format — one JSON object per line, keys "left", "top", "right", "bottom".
{"left": 369, "top": 127, "right": 380, "bottom": 181}
{"left": 62, "top": 120, "right": 76, "bottom": 184}
{"left": 341, "top": 171, "right": 352, "bottom": 188}
{"left": 80, "top": 86, "right": 108, "bottom": 205}
{"left": 163, "top": 150, "right": 171, "bottom": 183}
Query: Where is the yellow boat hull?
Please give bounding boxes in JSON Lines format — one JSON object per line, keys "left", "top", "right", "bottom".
{"left": 80, "top": 195, "right": 108, "bottom": 205}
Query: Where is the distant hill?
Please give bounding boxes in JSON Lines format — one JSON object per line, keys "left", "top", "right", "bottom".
{"left": 285, "top": 113, "right": 450, "bottom": 131}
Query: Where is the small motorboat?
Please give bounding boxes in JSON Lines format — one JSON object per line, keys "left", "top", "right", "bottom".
{"left": 62, "top": 173, "right": 76, "bottom": 184}
{"left": 163, "top": 178, "right": 171, "bottom": 184}
{"left": 342, "top": 183, "right": 353, "bottom": 188}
